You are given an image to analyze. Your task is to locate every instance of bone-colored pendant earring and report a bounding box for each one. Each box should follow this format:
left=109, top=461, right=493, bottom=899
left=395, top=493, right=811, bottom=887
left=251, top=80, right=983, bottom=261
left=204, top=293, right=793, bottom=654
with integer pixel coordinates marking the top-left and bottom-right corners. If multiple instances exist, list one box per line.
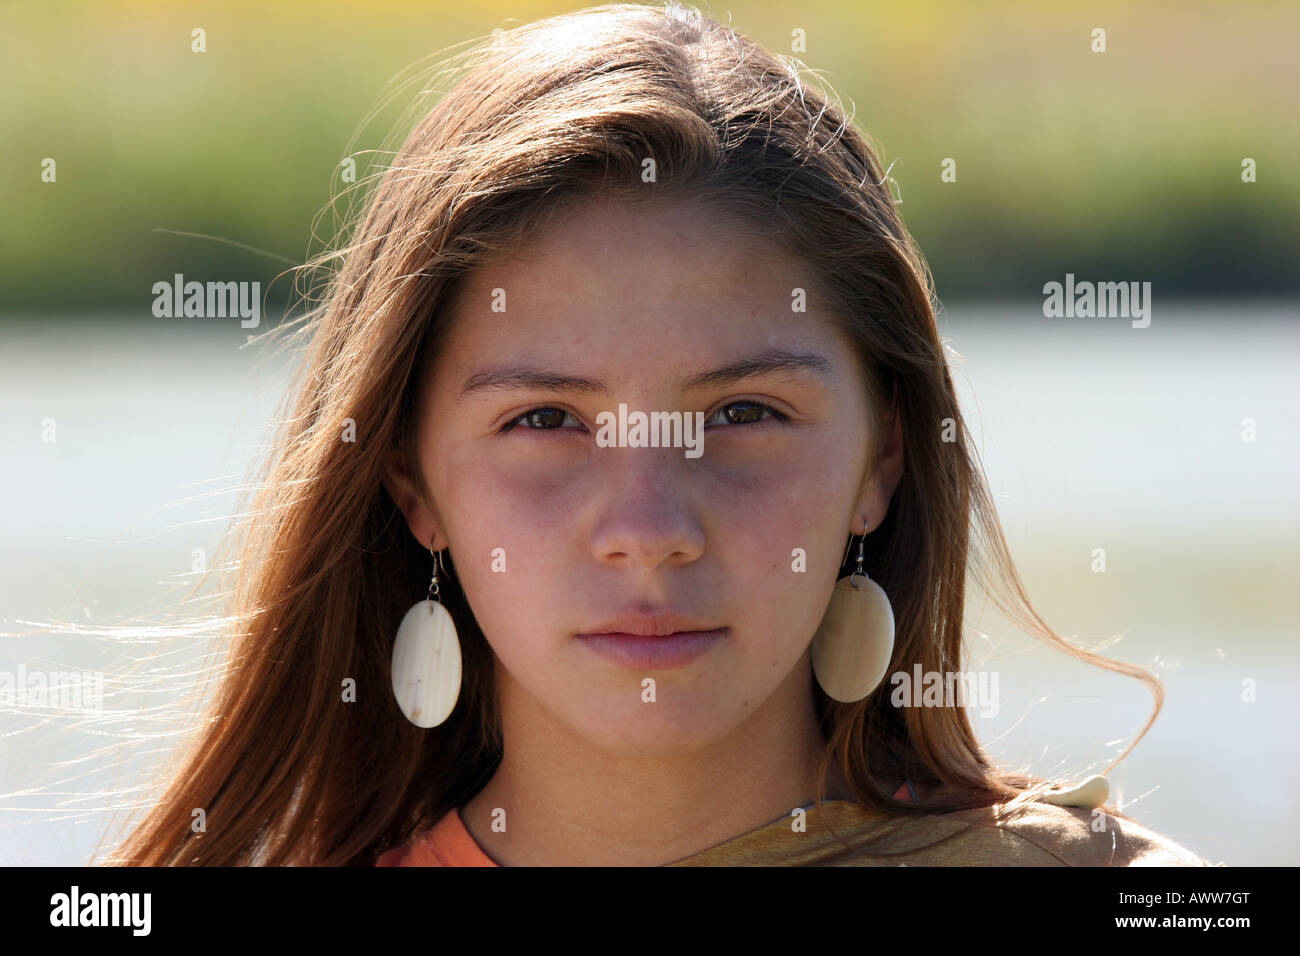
left=391, top=541, right=461, bottom=728
left=812, top=533, right=895, bottom=703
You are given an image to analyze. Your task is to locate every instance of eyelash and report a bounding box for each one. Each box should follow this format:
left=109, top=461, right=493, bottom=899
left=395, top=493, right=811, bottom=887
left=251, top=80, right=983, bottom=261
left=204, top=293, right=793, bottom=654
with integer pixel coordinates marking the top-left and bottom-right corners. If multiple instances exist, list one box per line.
left=499, top=401, right=790, bottom=434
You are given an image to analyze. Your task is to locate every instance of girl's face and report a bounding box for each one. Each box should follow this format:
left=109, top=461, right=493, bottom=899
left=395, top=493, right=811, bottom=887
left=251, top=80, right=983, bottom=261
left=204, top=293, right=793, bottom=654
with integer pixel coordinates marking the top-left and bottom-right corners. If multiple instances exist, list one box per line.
left=386, top=193, right=899, bottom=757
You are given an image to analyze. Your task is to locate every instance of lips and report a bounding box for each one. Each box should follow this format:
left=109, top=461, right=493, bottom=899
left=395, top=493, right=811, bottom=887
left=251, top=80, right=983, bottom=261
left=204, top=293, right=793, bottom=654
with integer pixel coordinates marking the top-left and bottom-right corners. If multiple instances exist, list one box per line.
left=575, top=629, right=728, bottom=670
left=577, top=609, right=722, bottom=638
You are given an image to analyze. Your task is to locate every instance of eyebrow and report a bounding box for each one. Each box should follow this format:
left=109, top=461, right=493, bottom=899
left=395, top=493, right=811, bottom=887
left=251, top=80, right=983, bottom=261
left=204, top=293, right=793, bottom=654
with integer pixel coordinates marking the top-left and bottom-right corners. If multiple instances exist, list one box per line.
left=458, top=347, right=834, bottom=398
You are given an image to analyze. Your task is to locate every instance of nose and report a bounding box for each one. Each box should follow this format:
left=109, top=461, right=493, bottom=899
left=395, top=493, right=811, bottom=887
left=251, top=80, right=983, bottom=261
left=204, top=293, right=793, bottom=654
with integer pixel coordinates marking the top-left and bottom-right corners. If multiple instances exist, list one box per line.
left=589, top=445, right=706, bottom=570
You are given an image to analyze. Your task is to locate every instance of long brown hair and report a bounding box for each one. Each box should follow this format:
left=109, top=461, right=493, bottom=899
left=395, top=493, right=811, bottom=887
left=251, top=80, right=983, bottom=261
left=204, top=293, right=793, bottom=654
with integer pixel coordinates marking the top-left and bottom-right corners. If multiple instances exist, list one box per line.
left=106, top=1, right=1163, bottom=865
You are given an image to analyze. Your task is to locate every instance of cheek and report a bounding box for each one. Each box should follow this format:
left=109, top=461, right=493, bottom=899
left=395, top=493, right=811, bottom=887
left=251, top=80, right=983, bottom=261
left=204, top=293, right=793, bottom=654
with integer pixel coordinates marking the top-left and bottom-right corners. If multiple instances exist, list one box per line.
left=431, top=454, right=579, bottom=647
left=696, top=441, right=855, bottom=652
left=431, top=428, right=583, bottom=552
left=704, top=430, right=852, bottom=553
left=461, top=455, right=588, bottom=551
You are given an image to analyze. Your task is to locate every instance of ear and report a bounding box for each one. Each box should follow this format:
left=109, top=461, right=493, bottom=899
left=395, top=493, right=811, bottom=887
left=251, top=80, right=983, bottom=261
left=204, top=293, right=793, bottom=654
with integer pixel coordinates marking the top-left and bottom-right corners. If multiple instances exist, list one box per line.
left=854, top=405, right=904, bottom=534
left=381, top=446, right=447, bottom=551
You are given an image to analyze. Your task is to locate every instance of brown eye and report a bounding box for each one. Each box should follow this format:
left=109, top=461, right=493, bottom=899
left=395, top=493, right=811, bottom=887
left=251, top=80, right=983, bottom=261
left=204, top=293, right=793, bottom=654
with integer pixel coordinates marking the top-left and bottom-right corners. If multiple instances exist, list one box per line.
left=501, top=407, right=581, bottom=433
left=707, top=401, right=788, bottom=428
left=524, top=408, right=565, bottom=428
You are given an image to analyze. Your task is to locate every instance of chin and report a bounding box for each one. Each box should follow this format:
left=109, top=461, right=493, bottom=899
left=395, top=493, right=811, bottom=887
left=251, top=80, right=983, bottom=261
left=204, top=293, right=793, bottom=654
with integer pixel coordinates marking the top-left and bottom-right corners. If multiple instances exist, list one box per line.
left=576, top=704, right=733, bottom=756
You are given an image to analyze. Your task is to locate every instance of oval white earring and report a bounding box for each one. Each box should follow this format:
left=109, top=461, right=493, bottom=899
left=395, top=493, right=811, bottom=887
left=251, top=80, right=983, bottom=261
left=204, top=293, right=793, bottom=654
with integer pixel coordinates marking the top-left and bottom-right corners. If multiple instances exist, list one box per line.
left=391, top=545, right=462, bottom=728
left=811, top=533, right=895, bottom=703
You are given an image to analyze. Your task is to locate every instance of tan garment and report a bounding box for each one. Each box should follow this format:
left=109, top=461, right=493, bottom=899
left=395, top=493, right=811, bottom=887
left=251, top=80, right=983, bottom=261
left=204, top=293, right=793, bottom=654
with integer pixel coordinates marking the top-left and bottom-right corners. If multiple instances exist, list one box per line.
left=666, top=799, right=1214, bottom=866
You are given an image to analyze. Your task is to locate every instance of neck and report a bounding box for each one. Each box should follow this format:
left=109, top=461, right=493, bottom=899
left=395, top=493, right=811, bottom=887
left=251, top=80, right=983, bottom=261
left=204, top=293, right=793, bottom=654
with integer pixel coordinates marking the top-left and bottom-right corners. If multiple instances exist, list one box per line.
left=461, top=653, right=852, bottom=866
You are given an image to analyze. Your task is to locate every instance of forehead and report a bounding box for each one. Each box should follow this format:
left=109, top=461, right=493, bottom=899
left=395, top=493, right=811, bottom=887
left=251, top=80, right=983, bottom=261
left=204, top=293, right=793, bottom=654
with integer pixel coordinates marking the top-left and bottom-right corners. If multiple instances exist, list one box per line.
left=438, top=194, right=827, bottom=350
left=481, top=196, right=769, bottom=285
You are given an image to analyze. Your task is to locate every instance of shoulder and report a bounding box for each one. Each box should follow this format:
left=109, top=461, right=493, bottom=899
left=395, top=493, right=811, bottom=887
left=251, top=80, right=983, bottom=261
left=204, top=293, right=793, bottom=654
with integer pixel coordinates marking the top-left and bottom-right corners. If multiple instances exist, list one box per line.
left=940, top=801, right=1213, bottom=867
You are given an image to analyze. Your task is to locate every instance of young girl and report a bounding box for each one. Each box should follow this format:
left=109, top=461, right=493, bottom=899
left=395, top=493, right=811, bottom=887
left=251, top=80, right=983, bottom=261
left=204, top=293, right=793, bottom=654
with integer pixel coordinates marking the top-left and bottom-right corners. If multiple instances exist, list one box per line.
left=109, top=2, right=1209, bottom=866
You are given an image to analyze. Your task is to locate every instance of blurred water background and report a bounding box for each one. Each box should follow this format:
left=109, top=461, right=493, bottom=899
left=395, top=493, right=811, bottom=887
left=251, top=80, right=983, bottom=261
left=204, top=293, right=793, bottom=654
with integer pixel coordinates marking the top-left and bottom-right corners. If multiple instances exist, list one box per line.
left=2, top=0, right=1297, bottom=865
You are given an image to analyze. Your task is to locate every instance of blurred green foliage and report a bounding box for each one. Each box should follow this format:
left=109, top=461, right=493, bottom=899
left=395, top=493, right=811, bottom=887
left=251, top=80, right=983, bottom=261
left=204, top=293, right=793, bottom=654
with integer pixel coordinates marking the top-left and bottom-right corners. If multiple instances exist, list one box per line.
left=3, top=0, right=1297, bottom=312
